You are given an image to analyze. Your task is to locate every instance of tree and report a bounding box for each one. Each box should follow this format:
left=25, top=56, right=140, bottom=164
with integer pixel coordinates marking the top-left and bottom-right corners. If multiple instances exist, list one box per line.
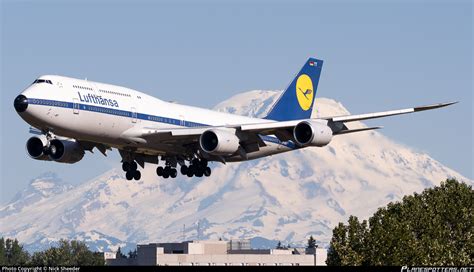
left=307, top=235, right=317, bottom=249
left=9, top=239, right=30, bottom=265
left=116, top=246, right=126, bottom=259
left=0, top=238, right=29, bottom=266
left=276, top=241, right=283, bottom=249
left=127, top=249, right=137, bottom=259
left=30, top=239, right=104, bottom=266
left=0, top=237, right=6, bottom=265
left=326, top=179, right=473, bottom=266
left=326, top=217, right=367, bottom=265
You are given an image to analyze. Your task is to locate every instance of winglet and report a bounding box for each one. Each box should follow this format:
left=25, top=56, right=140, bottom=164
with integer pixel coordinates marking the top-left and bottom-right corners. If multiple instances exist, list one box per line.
left=414, top=101, right=459, bottom=112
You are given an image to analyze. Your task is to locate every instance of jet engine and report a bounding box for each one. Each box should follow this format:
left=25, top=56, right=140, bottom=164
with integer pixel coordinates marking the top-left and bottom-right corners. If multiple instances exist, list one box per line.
left=293, top=120, right=333, bottom=147
left=199, top=129, right=240, bottom=155
left=48, top=139, right=85, bottom=164
left=26, top=135, right=51, bottom=161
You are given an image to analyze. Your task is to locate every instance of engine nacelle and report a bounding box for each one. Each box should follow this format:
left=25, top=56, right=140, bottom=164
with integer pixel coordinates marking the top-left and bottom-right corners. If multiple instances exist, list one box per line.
left=293, top=120, right=333, bottom=147
left=199, top=129, right=240, bottom=155
left=48, top=139, right=85, bottom=164
left=26, top=135, right=51, bottom=161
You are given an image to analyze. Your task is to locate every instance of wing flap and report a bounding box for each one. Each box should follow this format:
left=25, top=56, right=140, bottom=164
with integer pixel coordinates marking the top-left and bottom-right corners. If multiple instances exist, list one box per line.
left=334, top=126, right=383, bottom=135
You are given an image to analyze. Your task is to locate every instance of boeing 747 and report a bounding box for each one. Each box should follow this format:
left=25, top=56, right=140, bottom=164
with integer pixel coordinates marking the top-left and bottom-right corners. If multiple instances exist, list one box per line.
left=14, top=58, right=455, bottom=180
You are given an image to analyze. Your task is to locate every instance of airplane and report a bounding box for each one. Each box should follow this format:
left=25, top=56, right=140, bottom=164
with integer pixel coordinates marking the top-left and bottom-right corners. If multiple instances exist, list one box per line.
left=13, top=58, right=456, bottom=181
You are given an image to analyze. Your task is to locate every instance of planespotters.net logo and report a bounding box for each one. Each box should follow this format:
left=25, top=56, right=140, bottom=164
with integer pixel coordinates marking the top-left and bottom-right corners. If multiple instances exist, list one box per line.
left=401, top=267, right=474, bottom=272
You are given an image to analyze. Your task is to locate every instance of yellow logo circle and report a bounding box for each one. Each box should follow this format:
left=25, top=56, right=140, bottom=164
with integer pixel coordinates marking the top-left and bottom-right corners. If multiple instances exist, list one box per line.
left=295, top=74, right=314, bottom=111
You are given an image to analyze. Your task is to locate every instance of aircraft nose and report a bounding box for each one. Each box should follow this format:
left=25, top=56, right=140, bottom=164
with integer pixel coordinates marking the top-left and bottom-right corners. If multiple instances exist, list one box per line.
left=14, top=94, right=28, bottom=113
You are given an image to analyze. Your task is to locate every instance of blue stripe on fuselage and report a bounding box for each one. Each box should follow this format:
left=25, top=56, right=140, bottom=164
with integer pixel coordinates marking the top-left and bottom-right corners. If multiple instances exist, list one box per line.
left=27, top=98, right=297, bottom=149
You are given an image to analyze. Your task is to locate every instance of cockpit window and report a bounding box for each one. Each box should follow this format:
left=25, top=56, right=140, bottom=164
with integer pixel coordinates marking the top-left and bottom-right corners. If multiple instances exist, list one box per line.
left=32, top=79, right=53, bottom=85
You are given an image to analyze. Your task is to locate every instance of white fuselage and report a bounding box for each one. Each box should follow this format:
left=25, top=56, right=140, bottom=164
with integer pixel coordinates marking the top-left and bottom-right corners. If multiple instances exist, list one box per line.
left=18, top=75, right=296, bottom=162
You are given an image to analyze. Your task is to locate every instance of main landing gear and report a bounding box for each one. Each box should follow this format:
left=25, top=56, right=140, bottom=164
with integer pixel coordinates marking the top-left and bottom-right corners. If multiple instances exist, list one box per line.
left=156, top=165, right=178, bottom=179
left=156, top=158, right=211, bottom=179
left=122, top=161, right=141, bottom=181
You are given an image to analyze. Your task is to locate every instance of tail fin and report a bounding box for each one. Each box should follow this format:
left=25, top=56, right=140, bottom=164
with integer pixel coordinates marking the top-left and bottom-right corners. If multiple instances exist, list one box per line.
left=265, top=58, right=323, bottom=121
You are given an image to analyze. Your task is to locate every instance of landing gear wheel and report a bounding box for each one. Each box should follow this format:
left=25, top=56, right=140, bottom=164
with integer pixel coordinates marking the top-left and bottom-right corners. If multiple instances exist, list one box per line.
left=125, top=171, right=134, bottom=180
left=156, top=166, right=164, bottom=176
left=122, top=162, right=130, bottom=172
left=170, top=168, right=177, bottom=178
left=195, top=167, right=204, bottom=177
left=187, top=165, right=196, bottom=177
left=180, top=165, right=188, bottom=175
left=133, top=170, right=141, bottom=180
left=130, top=161, right=138, bottom=171
left=204, top=167, right=211, bottom=177
left=163, top=166, right=170, bottom=179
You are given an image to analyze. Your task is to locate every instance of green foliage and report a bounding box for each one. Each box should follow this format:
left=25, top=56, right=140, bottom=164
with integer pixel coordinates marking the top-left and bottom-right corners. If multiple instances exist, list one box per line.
left=116, top=246, right=126, bottom=259
left=326, top=178, right=473, bottom=266
left=276, top=241, right=283, bottom=249
left=1, top=238, right=104, bottom=266
left=0, top=238, right=30, bottom=265
left=127, top=249, right=137, bottom=259
left=0, top=237, right=5, bottom=265
left=30, top=239, right=104, bottom=266
left=326, top=217, right=367, bottom=265
left=307, top=235, right=317, bottom=249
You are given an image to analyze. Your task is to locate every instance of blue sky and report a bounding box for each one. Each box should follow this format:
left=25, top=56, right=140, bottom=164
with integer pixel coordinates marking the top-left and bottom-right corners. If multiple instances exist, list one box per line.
left=1, top=0, right=472, bottom=204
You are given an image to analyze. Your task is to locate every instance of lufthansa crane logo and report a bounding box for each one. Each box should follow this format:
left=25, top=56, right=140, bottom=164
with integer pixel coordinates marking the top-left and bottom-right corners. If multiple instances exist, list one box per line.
left=296, top=74, right=314, bottom=111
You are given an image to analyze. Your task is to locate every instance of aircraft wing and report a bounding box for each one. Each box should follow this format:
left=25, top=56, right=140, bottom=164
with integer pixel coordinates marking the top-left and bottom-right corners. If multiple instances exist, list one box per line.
left=321, top=101, right=457, bottom=123
left=127, top=101, right=456, bottom=154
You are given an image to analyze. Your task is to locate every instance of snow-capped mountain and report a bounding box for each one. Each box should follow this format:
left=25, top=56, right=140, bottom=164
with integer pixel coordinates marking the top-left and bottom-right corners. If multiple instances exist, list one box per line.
left=0, top=172, right=73, bottom=218
left=0, top=91, right=470, bottom=252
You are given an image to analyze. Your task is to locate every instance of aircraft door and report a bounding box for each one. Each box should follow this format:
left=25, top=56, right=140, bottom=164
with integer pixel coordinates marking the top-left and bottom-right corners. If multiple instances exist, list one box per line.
left=73, top=98, right=80, bottom=114
left=179, top=115, right=185, bottom=127
left=131, top=107, right=137, bottom=123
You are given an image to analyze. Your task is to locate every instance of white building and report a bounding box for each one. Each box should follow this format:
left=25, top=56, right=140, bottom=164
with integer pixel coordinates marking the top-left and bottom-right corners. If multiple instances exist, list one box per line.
left=106, top=240, right=327, bottom=266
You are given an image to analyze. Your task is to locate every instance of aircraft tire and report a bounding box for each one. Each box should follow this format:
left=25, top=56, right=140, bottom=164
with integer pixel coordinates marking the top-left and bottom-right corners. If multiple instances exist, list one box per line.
left=170, top=168, right=177, bottom=178
left=204, top=167, right=211, bottom=177
left=125, top=171, right=134, bottom=180
left=133, top=170, right=141, bottom=180
left=156, top=166, right=164, bottom=176
left=130, top=161, right=138, bottom=171
left=122, top=162, right=130, bottom=172
left=180, top=165, right=188, bottom=175
left=163, top=167, right=170, bottom=178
